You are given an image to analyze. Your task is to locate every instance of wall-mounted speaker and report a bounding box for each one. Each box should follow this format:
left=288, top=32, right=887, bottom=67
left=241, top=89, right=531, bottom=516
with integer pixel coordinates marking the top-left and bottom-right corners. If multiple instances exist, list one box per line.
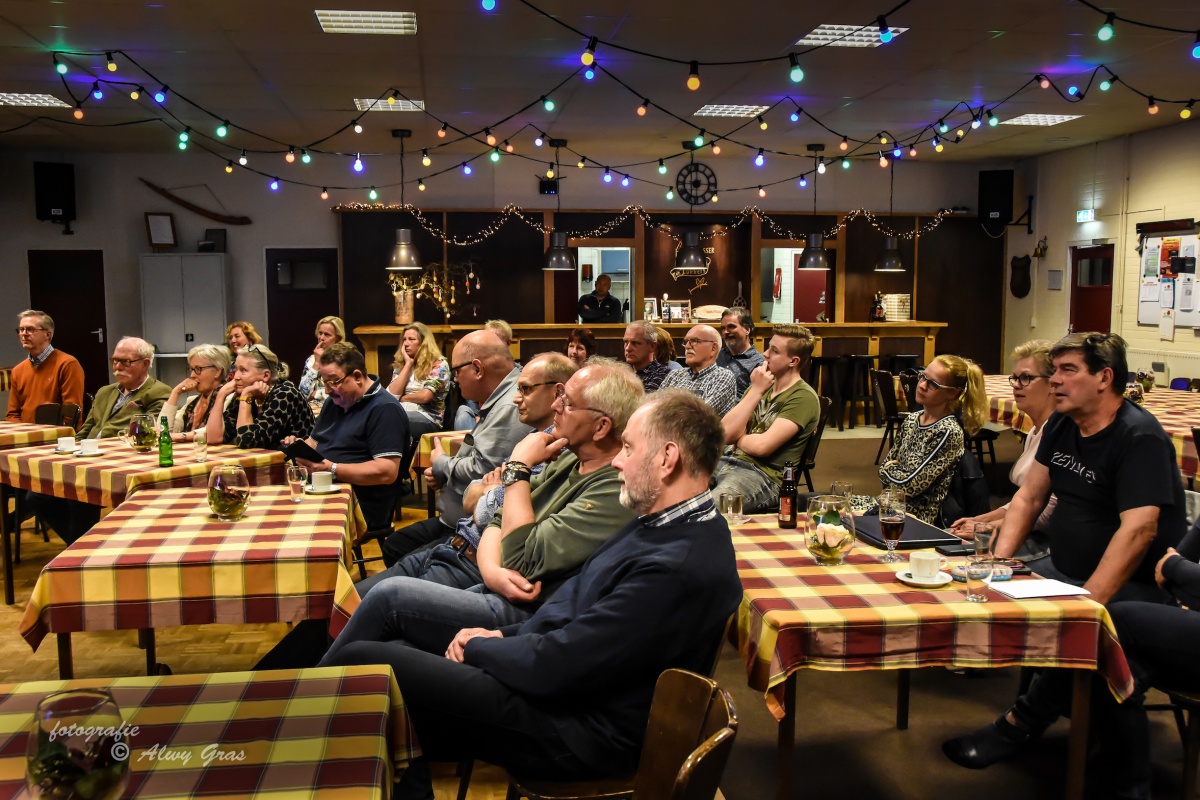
left=978, top=169, right=1013, bottom=234
left=33, top=162, right=76, bottom=223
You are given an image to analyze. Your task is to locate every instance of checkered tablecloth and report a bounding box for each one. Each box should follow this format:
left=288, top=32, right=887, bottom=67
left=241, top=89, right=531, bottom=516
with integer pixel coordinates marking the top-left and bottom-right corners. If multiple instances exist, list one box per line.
left=0, top=422, right=76, bottom=450
left=0, top=441, right=286, bottom=507
left=20, top=486, right=366, bottom=650
left=0, top=665, right=420, bottom=798
left=413, top=431, right=467, bottom=472
left=732, top=515, right=1133, bottom=719
left=985, top=375, right=1200, bottom=478
left=0, top=369, right=11, bottom=393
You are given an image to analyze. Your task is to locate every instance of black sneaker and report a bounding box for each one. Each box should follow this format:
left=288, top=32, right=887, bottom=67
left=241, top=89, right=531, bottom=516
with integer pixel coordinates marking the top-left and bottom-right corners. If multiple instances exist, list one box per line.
left=942, top=715, right=1040, bottom=769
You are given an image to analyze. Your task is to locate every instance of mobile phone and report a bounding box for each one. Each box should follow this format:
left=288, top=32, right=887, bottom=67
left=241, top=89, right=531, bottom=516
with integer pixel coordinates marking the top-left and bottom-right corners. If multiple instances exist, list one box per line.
left=936, top=543, right=974, bottom=556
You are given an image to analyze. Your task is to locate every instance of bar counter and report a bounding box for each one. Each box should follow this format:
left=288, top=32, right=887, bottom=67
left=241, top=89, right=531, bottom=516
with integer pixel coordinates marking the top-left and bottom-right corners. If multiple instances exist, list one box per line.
left=352, top=321, right=947, bottom=376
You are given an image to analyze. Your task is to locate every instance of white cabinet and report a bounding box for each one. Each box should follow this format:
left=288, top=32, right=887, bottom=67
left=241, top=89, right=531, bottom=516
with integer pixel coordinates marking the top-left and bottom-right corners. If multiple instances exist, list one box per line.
left=140, top=254, right=230, bottom=355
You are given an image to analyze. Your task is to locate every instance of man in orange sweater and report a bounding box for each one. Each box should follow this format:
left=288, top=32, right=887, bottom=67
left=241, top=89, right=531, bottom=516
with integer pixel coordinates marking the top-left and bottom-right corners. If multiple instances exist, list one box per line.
left=6, top=310, right=84, bottom=426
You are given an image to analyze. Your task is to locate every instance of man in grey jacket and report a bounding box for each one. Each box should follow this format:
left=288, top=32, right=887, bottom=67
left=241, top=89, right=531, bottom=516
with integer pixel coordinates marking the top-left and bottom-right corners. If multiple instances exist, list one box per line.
left=379, top=329, right=531, bottom=564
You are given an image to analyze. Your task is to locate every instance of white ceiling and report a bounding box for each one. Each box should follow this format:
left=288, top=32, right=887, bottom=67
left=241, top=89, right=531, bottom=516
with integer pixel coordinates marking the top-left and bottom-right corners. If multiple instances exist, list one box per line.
left=1, top=0, right=1196, bottom=183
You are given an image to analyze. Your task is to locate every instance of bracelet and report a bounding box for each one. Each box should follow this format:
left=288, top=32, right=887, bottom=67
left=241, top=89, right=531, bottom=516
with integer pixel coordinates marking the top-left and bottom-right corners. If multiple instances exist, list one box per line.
left=506, top=460, right=531, bottom=473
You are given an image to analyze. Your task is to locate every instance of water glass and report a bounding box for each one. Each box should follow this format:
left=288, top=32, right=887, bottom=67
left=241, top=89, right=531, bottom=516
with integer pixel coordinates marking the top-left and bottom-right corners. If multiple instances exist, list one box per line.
left=718, top=492, right=744, bottom=523
left=964, top=555, right=993, bottom=602
left=973, top=523, right=994, bottom=556
left=287, top=464, right=308, bottom=503
left=830, top=481, right=852, bottom=498
left=192, top=428, right=207, bottom=463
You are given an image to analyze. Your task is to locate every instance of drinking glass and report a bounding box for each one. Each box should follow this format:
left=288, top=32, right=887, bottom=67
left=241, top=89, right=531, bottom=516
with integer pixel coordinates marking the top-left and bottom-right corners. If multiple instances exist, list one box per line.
left=877, top=489, right=906, bottom=563
left=830, top=481, right=852, bottom=498
left=208, top=465, right=250, bottom=522
left=287, top=464, right=308, bottom=503
left=718, top=493, right=744, bottom=523
left=964, top=555, right=993, bottom=602
left=806, top=494, right=856, bottom=565
left=972, top=523, right=994, bottom=556
left=118, top=414, right=156, bottom=452
left=192, top=427, right=207, bottom=463
left=26, top=689, right=130, bottom=800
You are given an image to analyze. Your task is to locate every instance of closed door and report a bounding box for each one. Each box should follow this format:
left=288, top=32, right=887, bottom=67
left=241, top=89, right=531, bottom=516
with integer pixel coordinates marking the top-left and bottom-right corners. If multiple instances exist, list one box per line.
left=1070, top=244, right=1114, bottom=335
left=266, top=248, right=340, bottom=377
left=27, top=249, right=110, bottom=396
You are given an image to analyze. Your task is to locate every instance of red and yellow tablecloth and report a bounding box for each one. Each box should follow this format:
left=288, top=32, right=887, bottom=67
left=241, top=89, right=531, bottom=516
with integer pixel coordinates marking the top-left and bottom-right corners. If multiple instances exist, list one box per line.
left=0, top=421, right=76, bottom=450
left=985, top=374, right=1200, bottom=478
left=0, top=665, right=419, bottom=798
left=20, top=486, right=365, bottom=651
left=412, top=431, right=468, bottom=472
left=0, top=441, right=286, bottom=507
left=732, top=515, right=1133, bottom=719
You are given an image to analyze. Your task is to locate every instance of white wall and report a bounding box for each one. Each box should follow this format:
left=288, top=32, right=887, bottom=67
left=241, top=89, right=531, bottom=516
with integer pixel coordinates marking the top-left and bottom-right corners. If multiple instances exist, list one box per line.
left=1002, top=120, right=1200, bottom=373
left=0, top=146, right=989, bottom=368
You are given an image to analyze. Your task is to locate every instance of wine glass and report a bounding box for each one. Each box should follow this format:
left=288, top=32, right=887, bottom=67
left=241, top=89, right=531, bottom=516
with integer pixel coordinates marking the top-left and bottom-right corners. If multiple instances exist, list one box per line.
left=119, top=414, right=157, bottom=452
left=26, top=689, right=130, bottom=800
left=877, top=489, right=906, bottom=563
left=208, top=465, right=250, bottom=522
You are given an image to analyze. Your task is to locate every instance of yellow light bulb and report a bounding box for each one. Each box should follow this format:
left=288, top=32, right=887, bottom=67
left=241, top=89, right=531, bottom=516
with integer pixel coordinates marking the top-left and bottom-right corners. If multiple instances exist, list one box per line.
left=687, top=75, right=700, bottom=90
left=581, top=51, right=594, bottom=66
left=711, top=144, right=721, bottom=155
left=130, top=89, right=139, bottom=100
left=387, top=95, right=395, bottom=105
left=935, top=143, right=944, bottom=152
left=225, top=163, right=233, bottom=173
left=637, top=105, right=646, bottom=116
left=710, top=194, right=718, bottom=203
left=880, top=135, right=888, bottom=144
left=1182, top=106, right=1193, bottom=120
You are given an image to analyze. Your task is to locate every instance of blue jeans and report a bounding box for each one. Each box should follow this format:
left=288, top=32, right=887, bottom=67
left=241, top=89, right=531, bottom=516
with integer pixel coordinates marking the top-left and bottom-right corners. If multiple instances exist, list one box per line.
left=711, top=456, right=778, bottom=513
left=358, top=539, right=482, bottom=597
left=320, top=576, right=535, bottom=665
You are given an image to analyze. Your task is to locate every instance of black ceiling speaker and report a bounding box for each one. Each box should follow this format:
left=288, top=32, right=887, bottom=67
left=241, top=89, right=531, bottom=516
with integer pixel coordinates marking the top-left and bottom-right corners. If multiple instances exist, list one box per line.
left=539, top=178, right=559, bottom=195
left=34, top=162, right=76, bottom=233
left=978, top=169, right=1013, bottom=235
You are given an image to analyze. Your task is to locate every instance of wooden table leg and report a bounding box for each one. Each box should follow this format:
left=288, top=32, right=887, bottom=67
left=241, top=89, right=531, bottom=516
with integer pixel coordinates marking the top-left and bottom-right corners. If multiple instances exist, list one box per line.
left=896, top=669, right=911, bottom=730
left=56, top=633, right=73, bottom=679
left=776, top=672, right=796, bottom=800
left=139, top=628, right=157, bottom=675
left=1065, top=669, right=1093, bottom=800
left=1, top=484, right=12, bottom=606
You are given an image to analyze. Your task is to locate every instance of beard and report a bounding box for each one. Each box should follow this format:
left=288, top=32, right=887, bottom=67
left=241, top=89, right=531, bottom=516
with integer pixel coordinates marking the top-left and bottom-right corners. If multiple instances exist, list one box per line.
left=619, top=458, right=660, bottom=515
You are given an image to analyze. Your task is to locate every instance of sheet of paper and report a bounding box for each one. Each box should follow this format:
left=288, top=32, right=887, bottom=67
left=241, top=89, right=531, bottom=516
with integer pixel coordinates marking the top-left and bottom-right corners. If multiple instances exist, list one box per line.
left=1180, top=274, right=1195, bottom=312
left=1161, top=308, right=1176, bottom=341
left=1141, top=278, right=1160, bottom=302
left=1144, top=245, right=1161, bottom=278
left=993, top=579, right=1091, bottom=599
left=1160, top=278, right=1175, bottom=309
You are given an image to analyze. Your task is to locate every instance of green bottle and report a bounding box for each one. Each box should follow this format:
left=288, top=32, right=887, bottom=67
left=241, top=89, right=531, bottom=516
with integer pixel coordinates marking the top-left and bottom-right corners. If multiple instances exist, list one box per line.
left=158, top=415, right=173, bottom=466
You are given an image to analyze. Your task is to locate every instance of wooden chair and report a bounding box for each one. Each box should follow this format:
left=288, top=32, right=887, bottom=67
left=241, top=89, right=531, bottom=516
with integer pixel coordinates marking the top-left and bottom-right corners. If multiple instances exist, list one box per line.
left=871, top=369, right=904, bottom=465
left=964, top=427, right=999, bottom=466
left=505, top=669, right=737, bottom=800
left=898, top=370, right=921, bottom=412
left=799, top=396, right=834, bottom=492
left=350, top=477, right=407, bottom=580
left=32, top=403, right=62, bottom=426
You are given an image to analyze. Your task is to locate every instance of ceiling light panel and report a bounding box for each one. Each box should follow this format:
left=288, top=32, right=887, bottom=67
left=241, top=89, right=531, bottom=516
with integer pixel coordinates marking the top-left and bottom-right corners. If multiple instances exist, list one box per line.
left=795, top=24, right=908, bottom=48
left=694, top=104, right=770, bottom=118
left=1000, top=114, right=1083, bottom=126
left=316, top=10, right=417, bottom=34
left=0, top=92, right=70, bottom=107
left=354, top=98, right=426, bottom=111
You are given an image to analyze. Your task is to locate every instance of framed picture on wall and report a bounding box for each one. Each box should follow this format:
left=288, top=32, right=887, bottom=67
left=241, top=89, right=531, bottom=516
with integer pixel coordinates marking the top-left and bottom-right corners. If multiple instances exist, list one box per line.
left=144, top=212, right=176, bottom=249
left=643, top=297, right=659, bottom=321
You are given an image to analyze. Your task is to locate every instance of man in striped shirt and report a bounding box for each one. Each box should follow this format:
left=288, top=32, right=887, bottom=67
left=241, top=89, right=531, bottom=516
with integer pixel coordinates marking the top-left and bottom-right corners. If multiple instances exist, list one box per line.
left=659, top=324, right=737, bottom=415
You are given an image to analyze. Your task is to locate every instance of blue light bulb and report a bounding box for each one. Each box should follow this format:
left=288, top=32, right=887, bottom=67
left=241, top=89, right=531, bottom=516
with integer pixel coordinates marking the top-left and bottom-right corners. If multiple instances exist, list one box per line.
left=92, top=86, right=103, bottom=101
left=841, top=159, right=851, bottom=169
left=55, top=61, right=67, bottom=75
left=583, top=66, right=595, bottom=80
left=353, top=156, right=363, bottom=172
left=603, top=169, right=612, bottom=183
left=543, top=96, right=555, bottom=112
left=798, top=177, right=807, bottom=188
left=481, top=0, right=496, bottom=9
left=1068, top=85, right=1079, bottom=96
left=621, top=175, right=630, bottom=187
left=1193, top=35, right=1200, bottom=59
left=269, top=179, right=279, bottom=191
left=790, top=111, right=800, bottom=123
left=892, top=147, right=902, bottom=158
left=463, top=163, right=472, bottom=175
left=154, top=89, right=166, bottom=104
left=754, top=149, right=765, bottom=167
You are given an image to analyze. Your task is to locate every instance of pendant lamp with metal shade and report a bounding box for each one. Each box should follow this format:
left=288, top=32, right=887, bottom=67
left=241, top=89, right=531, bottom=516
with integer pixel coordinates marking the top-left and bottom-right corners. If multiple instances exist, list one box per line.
left=875, top=160, right=906, bottom=272
left=797, top=145, right=831, bottom=271
left=675, top=231, right=707, bottom=270
left=544, top=231, right=576, bottom=271
left=387, top=228, right=422, bottom=271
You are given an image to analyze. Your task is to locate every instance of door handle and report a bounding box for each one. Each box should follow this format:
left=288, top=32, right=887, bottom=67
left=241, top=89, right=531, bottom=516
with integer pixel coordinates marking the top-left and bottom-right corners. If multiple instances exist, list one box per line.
left=90, top=328, right=105, bottom=343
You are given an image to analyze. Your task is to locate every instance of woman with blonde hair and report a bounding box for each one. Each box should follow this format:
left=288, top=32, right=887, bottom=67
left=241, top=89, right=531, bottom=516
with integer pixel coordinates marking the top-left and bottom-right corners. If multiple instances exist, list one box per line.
left=297, top=316, right=346, bottom=410
left=855, top=353, right=988, bottom=523
left=654, top=326, right=682, bottom=371
left=387, top=321, right=450, bottom=437
left=225, top=321, right=263, bottom=355
left=161, top=344, right=232, bottom=442
left=208, top=343, right=313, bottom=449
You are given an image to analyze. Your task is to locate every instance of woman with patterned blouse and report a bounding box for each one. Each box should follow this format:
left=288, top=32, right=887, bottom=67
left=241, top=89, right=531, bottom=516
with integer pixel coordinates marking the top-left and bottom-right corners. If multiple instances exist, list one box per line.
left=296, top=316, right=345, bottom=412
left=854, top=354, right=988, bottom=523
left=387, top=321, right=450, bottom=438
left=161, top=343, right=232, bottom=442
left=206, top=343, right=314, bottom=449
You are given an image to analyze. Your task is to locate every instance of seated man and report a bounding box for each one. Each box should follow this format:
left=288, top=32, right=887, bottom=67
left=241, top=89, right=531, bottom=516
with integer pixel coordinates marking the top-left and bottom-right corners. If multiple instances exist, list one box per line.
left=319, top=389, right=743, bottom=797
left=942, top=332, right=1186, bottom=800
left=284, top=342, right=407, bottom=531
left=453, top=319, right=516, bottom=430
left=659, top=324, right=737, bottom=415
left=29, top=337, right=171, bottom=544
left=715, top=306, right=765, bottom=398
left=7, top=309, right=84, bottom=424
left=380, top=329, right=530, bottom=564
left=712, top=324, right=820, bottom=513
left=622, top=320, right=668, bottom=393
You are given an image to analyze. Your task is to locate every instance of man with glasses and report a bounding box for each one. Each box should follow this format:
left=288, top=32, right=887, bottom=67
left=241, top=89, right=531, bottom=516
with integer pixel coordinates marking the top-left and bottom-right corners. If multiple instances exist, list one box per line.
left=658, top=324, right=737, bottom=415
left=943, top=332, right=1186, bottom=798
left=622, top=320, right=668, bottom=393
left=716, top=306, right=765, bottom=398
left=6, top=310, right=84, bottom=425
left=29, top=337, right=170, bottom=544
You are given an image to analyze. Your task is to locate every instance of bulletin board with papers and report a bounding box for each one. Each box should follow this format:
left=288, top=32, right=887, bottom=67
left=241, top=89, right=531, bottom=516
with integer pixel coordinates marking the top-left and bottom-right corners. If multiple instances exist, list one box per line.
left=1138, top=233, right=1200, bottom=330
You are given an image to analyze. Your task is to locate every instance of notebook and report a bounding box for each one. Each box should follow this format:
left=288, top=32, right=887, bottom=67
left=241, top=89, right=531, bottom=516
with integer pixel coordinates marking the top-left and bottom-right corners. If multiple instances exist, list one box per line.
left=853, top=513, right=961, bottom=551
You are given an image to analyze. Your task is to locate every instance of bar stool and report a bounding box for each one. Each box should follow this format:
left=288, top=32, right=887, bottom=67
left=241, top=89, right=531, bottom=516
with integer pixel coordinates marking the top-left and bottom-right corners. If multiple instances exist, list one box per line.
left=888, top=354, right=922, bottom=374
left=842, top=354, right=878, bottom=429
left=807, top=355, right=846, bottom=431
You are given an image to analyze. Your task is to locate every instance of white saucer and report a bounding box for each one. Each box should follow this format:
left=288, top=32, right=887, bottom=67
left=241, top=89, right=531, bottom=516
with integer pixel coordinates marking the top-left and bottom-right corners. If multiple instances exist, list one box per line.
left=305, top=485, right=339, bottom=495
left=74, top=450, right=103, bottom=458
left=896, top=569, right=953, bottom=588
left=53, top=448, right=79, bottom=455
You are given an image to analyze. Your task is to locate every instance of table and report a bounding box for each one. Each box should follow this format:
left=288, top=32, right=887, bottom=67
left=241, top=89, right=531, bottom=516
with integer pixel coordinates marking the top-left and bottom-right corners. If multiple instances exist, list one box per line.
left=0, top=368, right=11, bottom=393
left=984, top=375, right=1200, bottom=478
left=20, top=486, right=367, bottom=679
left=0, top=421, right=76, bottom=450
left=413, top=431, right=468, bottom=516
left=732, top=515, right=1132, bottom=800
left=0, top=440, right=286, bottom=605
left=0, top=665, right=420, bottom=798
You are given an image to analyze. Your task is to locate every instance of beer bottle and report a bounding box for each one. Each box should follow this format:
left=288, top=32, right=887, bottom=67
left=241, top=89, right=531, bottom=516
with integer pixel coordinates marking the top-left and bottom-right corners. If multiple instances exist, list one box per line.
left=779, top=460, right=797, bottom=528
left=158, top=415, right=173, bottom=467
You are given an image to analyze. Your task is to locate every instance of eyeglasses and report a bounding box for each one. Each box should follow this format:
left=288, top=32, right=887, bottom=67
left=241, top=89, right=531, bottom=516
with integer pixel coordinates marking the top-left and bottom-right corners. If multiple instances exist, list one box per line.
left=15, top=327, right=45, bottom=335
left=1008, top=373, right=1047, bottom=388
left=111, top=357, right=149, bottom=368
left=682, top=338, right=718, bottom=348
left=189, top=365, right=218, bottom=375
left=450, top=360, right=476, bottom=375
left=321, top=373, right=353, bottom=390
left=916, top=371, right=959, bottom=392
left=554, top=385, right=606, bottom=415
left=516, top=381, right=556, bottom=397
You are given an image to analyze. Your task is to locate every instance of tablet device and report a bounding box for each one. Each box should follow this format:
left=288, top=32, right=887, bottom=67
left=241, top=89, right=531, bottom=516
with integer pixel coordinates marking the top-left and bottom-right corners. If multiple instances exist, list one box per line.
left=283, top=439, right=325, bottom=463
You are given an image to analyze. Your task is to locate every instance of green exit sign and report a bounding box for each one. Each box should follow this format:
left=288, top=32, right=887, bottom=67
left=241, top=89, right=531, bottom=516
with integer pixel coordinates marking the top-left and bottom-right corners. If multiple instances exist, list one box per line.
left=1076, top=209, right=1095, bottom=223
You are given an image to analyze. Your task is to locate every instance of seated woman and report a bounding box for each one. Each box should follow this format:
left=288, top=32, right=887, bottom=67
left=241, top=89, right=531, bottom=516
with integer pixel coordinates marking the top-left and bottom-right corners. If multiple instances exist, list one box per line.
left=387, top=322, right=450, bottom=438
left=161, top=344, right=232, bottom=443
left=853, top=354, right=987, bottom=524
left=654, top=325, right=682, bottom=370
left=225, top=320, right=262, bottom=356
left=565, top=327, right=596, bottom=368
left=206, top=343, right=314, bottom=449
left=297, top=316, right=345, bottom=412
left=950, top=340, right=1056, bottom=561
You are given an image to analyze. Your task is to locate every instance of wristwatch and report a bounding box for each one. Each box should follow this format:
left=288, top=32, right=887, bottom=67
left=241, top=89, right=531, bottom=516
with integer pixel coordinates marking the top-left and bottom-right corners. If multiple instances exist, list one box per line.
left=501, top=461, right=532, bottom=487
left=330, top=463, right=338, bottom=481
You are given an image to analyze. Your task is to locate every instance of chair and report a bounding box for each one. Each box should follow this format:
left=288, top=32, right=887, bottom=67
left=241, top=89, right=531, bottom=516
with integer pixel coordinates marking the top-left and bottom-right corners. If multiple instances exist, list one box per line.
left=799, top=396, right=833, bottom=493
left=807, top=355, right=845, bottom=431
left=871, top=369, right=903, bottom=465
left=349, top=477, right=407, bottom=580
left=898, top=369, right=921, bottom=413
left=505, top=669, right=738, bottom=800
left=938, top=448, right=990, bottom=528
left=965, top=427, right=1000, bottom=466
left=1189, top=378, right=1200, bottom=393
left=887, top=354, right=922, bottom=374
left=33, top=403, right=62, bottom=426
left=841, top=354, right=877, bottom=429
left=1170, top=377, right=1191, bottom=391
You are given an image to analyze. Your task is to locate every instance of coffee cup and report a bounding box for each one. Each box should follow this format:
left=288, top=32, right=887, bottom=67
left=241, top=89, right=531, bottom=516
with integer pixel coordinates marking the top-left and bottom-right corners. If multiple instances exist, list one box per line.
left=311, top=471, right=333, bottom=491
left=909, top=550, right=948, bottom=579
left=78, top=439, right=100, bottom=456
left=57, top=437, right=76, bottom=452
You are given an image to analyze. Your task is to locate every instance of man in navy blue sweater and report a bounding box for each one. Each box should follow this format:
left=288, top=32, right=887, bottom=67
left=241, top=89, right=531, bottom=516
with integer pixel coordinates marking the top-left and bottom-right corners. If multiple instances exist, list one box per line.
left=321, top=389, right=743, bottom=797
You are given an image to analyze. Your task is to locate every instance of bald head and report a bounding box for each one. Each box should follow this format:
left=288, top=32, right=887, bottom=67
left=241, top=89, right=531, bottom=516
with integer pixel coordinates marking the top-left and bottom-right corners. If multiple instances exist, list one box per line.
left=452, top=330, right=515, bottom=403
left=683, top=325, right=721, bottom=372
